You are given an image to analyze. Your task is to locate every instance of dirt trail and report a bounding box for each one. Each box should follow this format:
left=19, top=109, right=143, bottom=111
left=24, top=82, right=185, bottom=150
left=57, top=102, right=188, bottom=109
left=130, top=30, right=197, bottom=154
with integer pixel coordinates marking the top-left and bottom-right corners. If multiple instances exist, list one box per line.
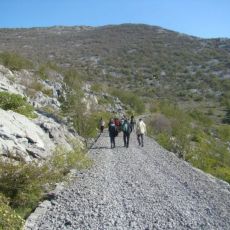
left=25, top=130, right=230, bottom=230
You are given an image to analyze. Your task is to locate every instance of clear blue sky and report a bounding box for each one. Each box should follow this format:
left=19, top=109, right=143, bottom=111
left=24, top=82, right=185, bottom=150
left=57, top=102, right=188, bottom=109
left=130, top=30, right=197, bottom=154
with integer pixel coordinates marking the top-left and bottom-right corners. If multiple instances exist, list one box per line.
left=1, top=0, right=230, bottom=38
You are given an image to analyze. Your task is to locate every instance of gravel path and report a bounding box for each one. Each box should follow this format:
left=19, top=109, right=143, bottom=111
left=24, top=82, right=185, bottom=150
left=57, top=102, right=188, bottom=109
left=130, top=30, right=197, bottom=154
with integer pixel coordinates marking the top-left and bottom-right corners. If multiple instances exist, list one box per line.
left=25, top=130, right=230, bottom=230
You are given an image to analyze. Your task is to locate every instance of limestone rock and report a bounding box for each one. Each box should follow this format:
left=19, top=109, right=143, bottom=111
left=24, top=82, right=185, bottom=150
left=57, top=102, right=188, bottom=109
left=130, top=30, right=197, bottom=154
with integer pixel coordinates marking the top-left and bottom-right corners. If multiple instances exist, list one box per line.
left=0, top=65, right=25, bottom=96
left=0, top=108, right=54, bottom=161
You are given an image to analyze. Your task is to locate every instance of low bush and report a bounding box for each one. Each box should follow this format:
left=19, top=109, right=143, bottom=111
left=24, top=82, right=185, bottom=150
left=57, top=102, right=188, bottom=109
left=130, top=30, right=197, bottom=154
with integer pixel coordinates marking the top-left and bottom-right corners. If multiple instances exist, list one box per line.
left=216, top=125, right=230, bottom=141
left=72, top=111, right=111, bottom=139
left=147, top=101, right=230, bottom=183
left=0, top=52, right=33, bottom=71
left=91, top=83, right=106, bottom=93
left=0, top=145, right=91, bottom=219
left=0, top=91, right=36, bottom=118
left=111, top=88, right=145, bottom=114
left=0, top=193, right=24, bottom=230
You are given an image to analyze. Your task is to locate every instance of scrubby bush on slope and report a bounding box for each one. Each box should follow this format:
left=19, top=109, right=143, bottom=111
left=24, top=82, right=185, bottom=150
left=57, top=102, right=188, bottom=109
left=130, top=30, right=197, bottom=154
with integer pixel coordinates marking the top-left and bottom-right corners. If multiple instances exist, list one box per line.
left=0, top=52, right=33, bottom=71
left=147, top=100, right=230, bottom=183
left=0, top=146, right=91, bottom=219
left=0, top=91, right=36, bottom=118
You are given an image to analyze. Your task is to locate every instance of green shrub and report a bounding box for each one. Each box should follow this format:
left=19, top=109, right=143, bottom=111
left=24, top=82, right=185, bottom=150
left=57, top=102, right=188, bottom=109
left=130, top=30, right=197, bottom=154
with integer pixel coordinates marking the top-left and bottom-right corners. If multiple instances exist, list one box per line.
left=155, top=133, right=172, bottom=151
left=36, top=62, right=62, bottom=80
left=42, top=88, right=53, bottom=97
left=0, top=193, right=24, bottom=230
left=216, top=125, right=230, bottom=141
left=29, top=81, right=43, bottom=92
left=98, top=96, right=114, bottom=106
left=0, top=91, right=36, bottom=118
left=111, top=89, right=145, bottom=114
left=72, top=111, right=111, bottom=139
left=214, top=167, right=230, bottom=184
left=0, top=52, right=33, bottom=71
left=148, top=100, right=230, bottom=183
left=0, top=145, right=91, bottom=218
left=189, top=109, right=213, bottom=126
left=63, top=68, right=83, bottom=90
left=37, top=65, right=48, bottom=80
left=91, top=83, right=105, bottom=93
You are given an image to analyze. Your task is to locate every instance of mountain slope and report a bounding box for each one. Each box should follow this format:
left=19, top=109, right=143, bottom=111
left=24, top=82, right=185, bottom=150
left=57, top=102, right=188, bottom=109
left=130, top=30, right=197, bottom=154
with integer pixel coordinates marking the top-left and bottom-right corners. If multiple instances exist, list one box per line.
left=0, top=24, right=230, bottom=109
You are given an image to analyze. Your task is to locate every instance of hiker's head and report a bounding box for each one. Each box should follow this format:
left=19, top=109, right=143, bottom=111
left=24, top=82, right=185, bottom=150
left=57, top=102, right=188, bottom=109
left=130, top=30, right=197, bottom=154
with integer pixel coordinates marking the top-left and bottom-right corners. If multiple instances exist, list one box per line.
left=139, top=118, right=142, bottom=121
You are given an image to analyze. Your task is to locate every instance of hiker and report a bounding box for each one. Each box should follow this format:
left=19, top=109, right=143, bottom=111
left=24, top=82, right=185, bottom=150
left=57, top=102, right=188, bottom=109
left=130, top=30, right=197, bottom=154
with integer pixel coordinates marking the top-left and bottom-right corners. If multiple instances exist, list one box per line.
left=136, top=118, right=146, bottom=147
left=99, top=118, right=105, bottom=133
left=122, top=119, right=132, bottom=148
left=120, top=116, right=125, bottom=126
left=114, top=117, right=121, bottom=132
left=108, top=119, right=117, bottom=148
left=130, top=115, right=135, bottom=131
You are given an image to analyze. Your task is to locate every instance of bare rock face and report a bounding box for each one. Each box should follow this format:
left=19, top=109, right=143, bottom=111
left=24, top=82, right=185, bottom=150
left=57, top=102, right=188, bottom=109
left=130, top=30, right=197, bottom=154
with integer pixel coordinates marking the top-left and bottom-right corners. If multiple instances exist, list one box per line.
left=34, top=112, right=83, bottom=152
left=0, top=108, right=83, bottom=162
left=0, top=108, right=54, bottom=161
left=0, top=65, right=25, bottom=96
left=30, top=91, right=61, bottom=110
left=0, top=65, right=83, bottom=162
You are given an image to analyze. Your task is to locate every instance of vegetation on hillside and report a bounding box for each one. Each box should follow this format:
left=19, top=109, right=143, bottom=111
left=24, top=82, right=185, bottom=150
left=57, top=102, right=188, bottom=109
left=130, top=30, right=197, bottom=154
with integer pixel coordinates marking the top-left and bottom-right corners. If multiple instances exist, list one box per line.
left=0, top=145, right=91, bottom=226
left=146, top=100, right=230, bottom=183
left=61, top=69, right=112, bottom=139
left=111, top=88, right=145, bottom=114
left=0, top=91, right=37, bottom=118
left=0, top=52, right=33, bottom=71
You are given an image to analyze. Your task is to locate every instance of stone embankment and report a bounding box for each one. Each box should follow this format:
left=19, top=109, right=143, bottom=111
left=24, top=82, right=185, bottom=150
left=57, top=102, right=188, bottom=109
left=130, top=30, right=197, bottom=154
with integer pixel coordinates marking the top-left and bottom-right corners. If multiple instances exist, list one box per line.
left=25, top=130, right=230, bottom=230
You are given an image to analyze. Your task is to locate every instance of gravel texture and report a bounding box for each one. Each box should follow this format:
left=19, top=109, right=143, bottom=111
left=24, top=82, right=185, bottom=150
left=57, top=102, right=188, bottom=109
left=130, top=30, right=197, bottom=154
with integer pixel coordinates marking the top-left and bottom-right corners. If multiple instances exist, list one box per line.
left=25, top=130, right=230, bottom=230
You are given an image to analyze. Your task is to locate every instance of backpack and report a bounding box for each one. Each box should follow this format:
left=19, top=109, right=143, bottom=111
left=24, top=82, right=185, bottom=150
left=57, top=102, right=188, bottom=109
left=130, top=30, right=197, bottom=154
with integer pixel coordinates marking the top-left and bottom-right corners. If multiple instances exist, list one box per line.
left=123, top=122, right=131, bottom=133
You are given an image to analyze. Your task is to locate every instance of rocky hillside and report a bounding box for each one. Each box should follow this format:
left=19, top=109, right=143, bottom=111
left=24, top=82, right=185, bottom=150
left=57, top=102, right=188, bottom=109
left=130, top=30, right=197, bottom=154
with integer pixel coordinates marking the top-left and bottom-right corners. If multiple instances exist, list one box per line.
left=0, top=24, right=230, bottom=109
left=0, top=63, right=128, bottom=162
left=0, top=65, right=79, bottom=161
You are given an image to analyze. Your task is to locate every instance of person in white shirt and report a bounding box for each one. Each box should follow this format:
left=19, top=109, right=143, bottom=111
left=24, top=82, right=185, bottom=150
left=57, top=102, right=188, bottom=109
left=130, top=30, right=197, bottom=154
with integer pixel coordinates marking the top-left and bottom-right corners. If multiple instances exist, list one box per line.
left=136, top=118, right=146, bottom=147
left=99, top=118, right=105, bottom=133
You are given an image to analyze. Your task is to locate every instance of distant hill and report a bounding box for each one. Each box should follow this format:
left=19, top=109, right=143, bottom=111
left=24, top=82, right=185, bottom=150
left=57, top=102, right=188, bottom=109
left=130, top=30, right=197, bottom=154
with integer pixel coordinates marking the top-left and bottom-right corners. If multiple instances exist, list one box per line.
left=0, top=24, right=230, bottom=116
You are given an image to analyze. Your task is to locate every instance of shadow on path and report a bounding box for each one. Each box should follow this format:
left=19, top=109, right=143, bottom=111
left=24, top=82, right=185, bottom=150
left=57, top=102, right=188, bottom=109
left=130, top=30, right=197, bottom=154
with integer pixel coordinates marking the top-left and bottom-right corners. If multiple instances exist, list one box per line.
left=91, top=146, right=125, bottom=150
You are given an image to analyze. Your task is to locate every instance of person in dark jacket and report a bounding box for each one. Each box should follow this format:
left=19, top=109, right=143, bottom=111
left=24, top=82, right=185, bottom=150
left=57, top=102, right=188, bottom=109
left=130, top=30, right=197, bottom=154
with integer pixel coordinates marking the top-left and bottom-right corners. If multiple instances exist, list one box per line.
left=122, top=119, right=132, bottom=148
left=130, top=115, right=135, bottom=131
left=108, top=119, right=117, bottom=148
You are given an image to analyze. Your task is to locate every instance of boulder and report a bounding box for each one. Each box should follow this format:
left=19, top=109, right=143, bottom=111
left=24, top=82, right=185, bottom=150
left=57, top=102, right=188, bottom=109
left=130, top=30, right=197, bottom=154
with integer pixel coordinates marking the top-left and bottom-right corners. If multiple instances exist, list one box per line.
left=0, top=66, right=25, bottom=96
left=0, top=108, right=83, bottom=162
left=0, top=108, right=55, bottom=161
left=34, top=113, right=82, bottom=152
left=30, top=91, right=61, bottom=109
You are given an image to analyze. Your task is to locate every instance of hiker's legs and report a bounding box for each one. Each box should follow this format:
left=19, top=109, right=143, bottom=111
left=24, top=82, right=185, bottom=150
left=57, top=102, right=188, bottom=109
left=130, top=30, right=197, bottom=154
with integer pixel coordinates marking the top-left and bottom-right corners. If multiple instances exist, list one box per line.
left=126, top=133, right=130, bottom=147
left=131, top=123, right=134, bottom=131
left=137, top=134, right=141, bottom=145
left=113, top=136, right=115, bottom=148
left=140, top=134, right=144, bottom=147
left=110, top=136, right=115, bottom=148
left=123, top=132, right=127, bottom=147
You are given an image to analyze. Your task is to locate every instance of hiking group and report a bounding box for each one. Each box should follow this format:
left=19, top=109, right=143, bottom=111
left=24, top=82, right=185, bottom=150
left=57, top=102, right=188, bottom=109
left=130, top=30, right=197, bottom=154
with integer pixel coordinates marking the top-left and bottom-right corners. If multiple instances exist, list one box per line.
left=105, top=116, right=146, bottom=149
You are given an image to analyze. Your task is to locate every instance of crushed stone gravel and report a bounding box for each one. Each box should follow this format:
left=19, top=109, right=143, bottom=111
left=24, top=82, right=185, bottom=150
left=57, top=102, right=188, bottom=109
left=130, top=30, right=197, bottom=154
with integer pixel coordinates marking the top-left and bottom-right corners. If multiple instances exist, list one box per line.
left=25, top=130, right=230, bottom=230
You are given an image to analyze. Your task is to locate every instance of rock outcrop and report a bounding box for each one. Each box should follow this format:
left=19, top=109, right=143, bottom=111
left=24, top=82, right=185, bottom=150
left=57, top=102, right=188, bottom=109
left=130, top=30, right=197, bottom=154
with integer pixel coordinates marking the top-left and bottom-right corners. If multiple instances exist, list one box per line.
left=0, top=108, right=54, bottom=161
left=0, top=65, right=82, bottom=162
